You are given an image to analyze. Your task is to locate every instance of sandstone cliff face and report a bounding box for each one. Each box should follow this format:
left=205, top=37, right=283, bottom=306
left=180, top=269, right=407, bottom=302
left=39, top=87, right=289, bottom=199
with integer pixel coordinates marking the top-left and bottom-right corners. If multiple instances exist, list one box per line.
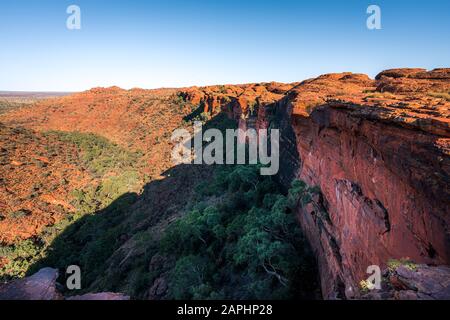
left=181, top=68, right=450, bottom=299
left=289, top=73, right=449, bottom=299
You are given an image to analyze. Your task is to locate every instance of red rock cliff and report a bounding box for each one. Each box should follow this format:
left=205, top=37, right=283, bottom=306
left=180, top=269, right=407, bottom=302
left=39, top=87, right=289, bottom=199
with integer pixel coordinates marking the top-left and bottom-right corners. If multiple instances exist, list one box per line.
left=181, top=68, right=450, bottom=299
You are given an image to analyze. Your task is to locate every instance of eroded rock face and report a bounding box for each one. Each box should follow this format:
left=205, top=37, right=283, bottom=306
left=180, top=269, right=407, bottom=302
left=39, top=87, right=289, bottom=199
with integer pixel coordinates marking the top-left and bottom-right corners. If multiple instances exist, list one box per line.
left=293, top=107, right=449, bottom=297
left=181, top=68, right=450, bottom=299
left=288, top=70, right=449, bottom=298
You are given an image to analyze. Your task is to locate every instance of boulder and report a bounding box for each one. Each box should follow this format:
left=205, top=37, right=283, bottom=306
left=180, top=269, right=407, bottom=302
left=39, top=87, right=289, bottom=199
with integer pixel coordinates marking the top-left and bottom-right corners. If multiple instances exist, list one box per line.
left=0, top=268, right=129, bottom=300
left=0, top=268, right=62, bottom=300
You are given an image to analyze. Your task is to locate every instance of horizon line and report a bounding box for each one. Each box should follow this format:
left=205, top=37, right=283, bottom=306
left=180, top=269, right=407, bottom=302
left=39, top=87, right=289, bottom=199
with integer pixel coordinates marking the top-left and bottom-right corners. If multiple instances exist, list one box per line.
left=1, top=67, right=445, bottom=94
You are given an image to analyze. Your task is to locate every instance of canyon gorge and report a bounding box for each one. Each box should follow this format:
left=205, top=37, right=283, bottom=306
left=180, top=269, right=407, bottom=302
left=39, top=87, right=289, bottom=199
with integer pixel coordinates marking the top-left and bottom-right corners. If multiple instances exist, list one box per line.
left=180, top=68, right=450, bottom=299
left=0, top=68, right=449, bottom=299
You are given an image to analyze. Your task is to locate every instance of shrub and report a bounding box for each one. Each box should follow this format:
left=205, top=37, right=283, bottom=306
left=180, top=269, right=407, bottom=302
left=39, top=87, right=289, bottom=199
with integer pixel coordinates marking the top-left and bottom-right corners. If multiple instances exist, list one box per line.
left=8, top=210, right=31, bottom=219
left=44, top=131, right=143, bottom=176
left=387, top=258, right=417, bottom=272
left=0, top=239, right=44, bottom=281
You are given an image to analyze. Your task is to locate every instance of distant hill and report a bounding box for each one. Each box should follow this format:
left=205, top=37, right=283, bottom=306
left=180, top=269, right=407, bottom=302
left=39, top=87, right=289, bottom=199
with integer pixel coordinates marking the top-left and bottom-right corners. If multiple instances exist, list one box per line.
left=0, top=91, right=73, bottom=104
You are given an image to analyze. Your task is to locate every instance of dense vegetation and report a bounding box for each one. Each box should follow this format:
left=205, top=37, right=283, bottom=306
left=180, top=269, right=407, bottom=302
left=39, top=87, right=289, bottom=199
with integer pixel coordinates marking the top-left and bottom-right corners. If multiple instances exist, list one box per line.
left=44, top=131, right=143, bottom=176
left=161, top=165, right=320, bottom=299
left=44, top=131, right=143, bottom=215
left=23, top=164, right=320, bottom=299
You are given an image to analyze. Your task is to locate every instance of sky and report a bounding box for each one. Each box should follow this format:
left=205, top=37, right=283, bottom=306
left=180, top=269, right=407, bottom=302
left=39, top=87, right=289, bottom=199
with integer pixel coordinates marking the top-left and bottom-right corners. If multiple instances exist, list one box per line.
left=0, top=0, right=449, bottom=92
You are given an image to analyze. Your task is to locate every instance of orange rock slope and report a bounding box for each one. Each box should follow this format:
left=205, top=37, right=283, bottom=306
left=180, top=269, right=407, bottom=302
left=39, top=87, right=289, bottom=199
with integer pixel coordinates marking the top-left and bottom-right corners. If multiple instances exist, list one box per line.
left=0, top=87, right=180, bottom=150
left=180, top=68, right=450, bottom=298
left=0, top=88, right=194, bottom=247
left=0, top=125, right=93, bottom=244
left=0, top=87, right=198, bottom=178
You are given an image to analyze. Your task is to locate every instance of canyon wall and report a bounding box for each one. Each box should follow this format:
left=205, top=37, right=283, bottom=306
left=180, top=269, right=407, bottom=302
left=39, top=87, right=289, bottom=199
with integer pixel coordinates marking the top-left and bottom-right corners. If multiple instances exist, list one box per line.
left=182, top=68, right=450, bottom=299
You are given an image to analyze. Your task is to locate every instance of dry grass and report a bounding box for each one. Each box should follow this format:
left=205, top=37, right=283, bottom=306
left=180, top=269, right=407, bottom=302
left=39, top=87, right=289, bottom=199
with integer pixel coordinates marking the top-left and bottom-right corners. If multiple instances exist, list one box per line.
left=365, top=91, right=398, bottom=100
left=428, top=92, right=450, bottom=101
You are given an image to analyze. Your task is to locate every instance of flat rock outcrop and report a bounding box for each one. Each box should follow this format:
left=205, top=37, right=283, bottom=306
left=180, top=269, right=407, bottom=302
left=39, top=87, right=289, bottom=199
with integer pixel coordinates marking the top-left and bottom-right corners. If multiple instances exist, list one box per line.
left=362, top=264, right=450, bottom=300
left=0, top=268, right=129, bottom=300
left=0, top=268, right=62, bottom=300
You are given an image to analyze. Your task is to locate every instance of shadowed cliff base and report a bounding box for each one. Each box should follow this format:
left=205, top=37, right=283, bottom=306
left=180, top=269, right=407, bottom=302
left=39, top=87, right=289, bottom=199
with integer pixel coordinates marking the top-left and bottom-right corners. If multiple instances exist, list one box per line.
left=25, top=162, right=321, bottom=300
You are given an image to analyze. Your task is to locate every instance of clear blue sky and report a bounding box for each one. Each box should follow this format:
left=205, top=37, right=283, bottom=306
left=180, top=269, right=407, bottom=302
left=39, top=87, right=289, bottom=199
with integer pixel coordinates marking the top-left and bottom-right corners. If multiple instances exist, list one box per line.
left=0, top=0, right=449, bottom=91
